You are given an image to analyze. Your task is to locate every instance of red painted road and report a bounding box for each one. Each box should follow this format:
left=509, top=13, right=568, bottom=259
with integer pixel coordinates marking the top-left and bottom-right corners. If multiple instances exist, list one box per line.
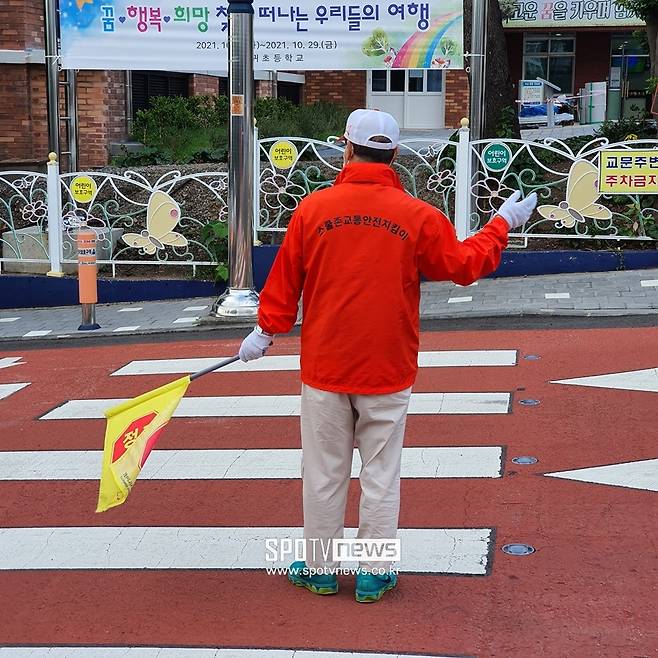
left=1, top=327, right=657, bottom=657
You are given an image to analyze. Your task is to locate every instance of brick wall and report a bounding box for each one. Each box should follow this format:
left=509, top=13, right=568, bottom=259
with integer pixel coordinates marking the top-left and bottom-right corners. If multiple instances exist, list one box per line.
left=303, top=71, right=366, bottom=108
left=106, top=71, right=128, bottom=147
left=190, top=74, right=219, bottom=95
left=0, top=65, right=50, bottom=164
left=444, top=70, right=469, bottom=129
left=256, top=79, right=275, bottom=98
left=77, top=71, right=131, bottom=168
left=0, top=0, right=43, bottom=50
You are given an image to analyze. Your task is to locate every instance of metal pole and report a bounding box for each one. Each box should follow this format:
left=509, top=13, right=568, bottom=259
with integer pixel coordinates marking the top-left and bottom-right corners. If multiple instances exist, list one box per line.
left=469, top=0, right=488, bottom=141
left=44, top=0, right=60, bottom=156
left=46, top=152, right=63, bottom=277
left=211, top=0, right=259, bottom=319
left=271, top=70, right=278, bottom=99
left=125, top=71, right=134, bottom=135
left=67, top=69, right=79, bottom=171
left=454, top=118, right=472, bottom=241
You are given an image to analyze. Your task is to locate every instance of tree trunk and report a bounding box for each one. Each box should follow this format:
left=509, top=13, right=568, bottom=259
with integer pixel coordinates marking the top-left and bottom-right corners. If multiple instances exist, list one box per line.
left=463, top=0, right=521, bottom=138
left=648, top=21, right=658, bottom=79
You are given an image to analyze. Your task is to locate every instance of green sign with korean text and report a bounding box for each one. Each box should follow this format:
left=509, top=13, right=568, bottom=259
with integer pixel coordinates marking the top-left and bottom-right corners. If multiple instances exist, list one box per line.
left=483, top=143, right=512, bottom=172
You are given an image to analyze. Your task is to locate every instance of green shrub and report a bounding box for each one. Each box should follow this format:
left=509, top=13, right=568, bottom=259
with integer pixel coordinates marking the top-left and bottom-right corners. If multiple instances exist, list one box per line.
left=111, top=95, right=349, bottom=166
left=594, top=116, right=657, bottom=143
left=200, top=219, right=229, bottom=282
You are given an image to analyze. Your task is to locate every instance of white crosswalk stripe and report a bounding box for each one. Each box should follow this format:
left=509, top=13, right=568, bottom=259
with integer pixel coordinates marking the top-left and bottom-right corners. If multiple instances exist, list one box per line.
left=111, top=349, right=518, bottom=375
left=0, top=356, right=24, bottom=369
left=545, top=459, right=658, bottom=492
left=552, top=367, right=658, bottom=393
left=0, top=382, right=30, bottom=400
left=40, top=392, right=511, bottom=420
left=0, top=526, right=493, bottom=574
left=0, top=446, right=504, bottom=480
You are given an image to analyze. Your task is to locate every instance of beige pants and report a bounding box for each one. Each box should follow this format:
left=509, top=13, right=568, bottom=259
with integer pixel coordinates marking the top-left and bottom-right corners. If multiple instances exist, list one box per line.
left=300, top=383, right=412, bottom=573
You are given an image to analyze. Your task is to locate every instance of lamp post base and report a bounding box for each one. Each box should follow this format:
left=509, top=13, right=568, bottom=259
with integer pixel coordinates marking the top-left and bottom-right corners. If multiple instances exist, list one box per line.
left=210, top=287, right=259, bottom=319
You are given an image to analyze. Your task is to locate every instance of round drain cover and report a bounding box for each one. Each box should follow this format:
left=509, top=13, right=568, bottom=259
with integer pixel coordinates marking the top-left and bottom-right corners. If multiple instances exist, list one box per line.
left=502, top=543, right=535, bottom=556
left=512, top=456, right=538, bottom=465
left=524, top=355, right=541, bottom=360
left=519, top=399, right=540, bottom=406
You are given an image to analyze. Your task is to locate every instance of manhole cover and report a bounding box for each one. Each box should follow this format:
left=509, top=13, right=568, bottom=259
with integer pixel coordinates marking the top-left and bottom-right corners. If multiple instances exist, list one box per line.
left=519, top=399, right=540, bottom=406
left=512, top=456, right=538, bottom=465
left=502, top=543, right=535, bottom=556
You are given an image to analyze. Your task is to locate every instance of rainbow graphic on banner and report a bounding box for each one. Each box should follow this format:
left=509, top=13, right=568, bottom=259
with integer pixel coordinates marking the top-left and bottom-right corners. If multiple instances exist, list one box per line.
left=392, top=13, right=463, bottom=68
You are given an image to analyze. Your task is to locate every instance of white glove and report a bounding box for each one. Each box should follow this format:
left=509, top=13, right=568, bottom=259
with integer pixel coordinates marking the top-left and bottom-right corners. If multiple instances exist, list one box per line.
left=239, top=327, right=274, bottom=362
left=497, top=190, right=538, bottom=230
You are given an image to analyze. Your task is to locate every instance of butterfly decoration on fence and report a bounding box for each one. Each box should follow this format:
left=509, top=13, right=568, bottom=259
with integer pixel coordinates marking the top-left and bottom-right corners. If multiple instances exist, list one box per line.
left=538, top=160, right=611, bottom=229
left=122, top=191, right=188, bottom=255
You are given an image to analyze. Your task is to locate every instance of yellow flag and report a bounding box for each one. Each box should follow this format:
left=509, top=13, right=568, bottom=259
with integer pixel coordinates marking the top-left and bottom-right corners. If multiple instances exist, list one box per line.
left=96, top=376, right=191, bottom=513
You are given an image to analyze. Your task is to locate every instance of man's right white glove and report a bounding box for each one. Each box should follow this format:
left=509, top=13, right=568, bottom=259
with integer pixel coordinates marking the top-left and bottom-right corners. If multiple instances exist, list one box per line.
left=239, top=327, right=274, bottom=362
left=497, top=190, right=538, bottom=230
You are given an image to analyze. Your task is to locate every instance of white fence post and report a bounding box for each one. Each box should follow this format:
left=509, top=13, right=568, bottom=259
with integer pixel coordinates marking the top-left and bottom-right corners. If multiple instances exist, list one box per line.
left=46, top=151, right=63, bottom=277
left=454, top=117, right=472, bottom=241
left=253, top=123, right=261, bottom=243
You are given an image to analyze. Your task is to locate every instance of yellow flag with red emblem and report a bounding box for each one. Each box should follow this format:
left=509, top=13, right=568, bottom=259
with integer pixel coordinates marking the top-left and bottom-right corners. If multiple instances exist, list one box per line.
left=96, top=375, right=191, bottom=513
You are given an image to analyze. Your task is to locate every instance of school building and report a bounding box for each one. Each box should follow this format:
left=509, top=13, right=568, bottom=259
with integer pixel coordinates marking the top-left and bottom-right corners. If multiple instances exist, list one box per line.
left=0, top=0, right=647, bottom=171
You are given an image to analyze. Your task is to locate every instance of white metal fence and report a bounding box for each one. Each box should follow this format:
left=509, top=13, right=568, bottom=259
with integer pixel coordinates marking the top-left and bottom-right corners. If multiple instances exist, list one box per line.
left=1, top=125, right=656, bottom=276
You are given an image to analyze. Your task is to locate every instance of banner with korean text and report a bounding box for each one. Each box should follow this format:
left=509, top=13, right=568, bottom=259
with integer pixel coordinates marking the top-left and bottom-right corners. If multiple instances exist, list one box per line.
left=505, top=0, right=640, bottom=28
left=59, top=0, right=463, bottom=70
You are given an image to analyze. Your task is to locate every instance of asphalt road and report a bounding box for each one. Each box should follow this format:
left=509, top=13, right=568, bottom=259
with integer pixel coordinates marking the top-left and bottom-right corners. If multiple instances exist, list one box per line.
left=1, top=320, right=657, bottom=657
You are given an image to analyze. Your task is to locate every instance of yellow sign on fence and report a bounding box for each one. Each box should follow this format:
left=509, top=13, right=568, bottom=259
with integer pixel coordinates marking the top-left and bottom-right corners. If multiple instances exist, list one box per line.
left=599, top=150, right=658, bottom=194
left=269, top=140, right=298, bottom=170
left=70, top=175, right=98, bottom=204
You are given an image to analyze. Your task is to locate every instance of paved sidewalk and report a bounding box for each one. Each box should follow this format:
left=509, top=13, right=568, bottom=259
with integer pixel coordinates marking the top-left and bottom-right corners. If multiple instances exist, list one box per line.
left=1, top=269, right=658, bottom=342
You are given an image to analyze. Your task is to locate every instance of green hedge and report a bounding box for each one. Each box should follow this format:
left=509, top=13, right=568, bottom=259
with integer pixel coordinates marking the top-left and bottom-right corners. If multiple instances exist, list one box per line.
left=112, top=95, right=350, bottom=166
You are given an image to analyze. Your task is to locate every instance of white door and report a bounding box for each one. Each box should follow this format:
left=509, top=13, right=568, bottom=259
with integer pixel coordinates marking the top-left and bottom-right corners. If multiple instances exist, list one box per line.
left=367, top=69, right=445, bottom=129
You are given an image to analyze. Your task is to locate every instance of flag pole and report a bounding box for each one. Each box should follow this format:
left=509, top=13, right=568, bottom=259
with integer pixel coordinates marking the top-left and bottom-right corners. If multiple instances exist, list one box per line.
left=189, top=355, right=241, bottom=381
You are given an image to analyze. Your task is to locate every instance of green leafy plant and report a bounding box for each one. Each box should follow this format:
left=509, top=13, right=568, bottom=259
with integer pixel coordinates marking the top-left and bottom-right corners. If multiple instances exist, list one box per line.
left=111, top=95, right=350, bottom=165
left=200, top=219, right=229, bottom=282
left=111, top=145, right=173, bottom=167
left=495, top=106, right=518, bottom=139
left=595, top=115, right=657, bottom=142
left=362, top=28, right=391, bottom=57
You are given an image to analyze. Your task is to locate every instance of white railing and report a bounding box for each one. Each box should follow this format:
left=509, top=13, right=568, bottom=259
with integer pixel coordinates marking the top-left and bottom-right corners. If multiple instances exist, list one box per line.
left=1, top=125, right=657, bottom=277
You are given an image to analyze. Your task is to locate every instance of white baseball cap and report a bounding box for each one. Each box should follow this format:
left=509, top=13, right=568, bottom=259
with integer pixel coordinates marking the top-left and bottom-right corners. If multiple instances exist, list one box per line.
left=343, top=108, right=400, bottom=150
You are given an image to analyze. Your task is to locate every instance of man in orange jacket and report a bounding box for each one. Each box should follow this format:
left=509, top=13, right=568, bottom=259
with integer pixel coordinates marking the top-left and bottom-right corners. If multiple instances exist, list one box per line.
left=239, top=109, right=537, bottom=602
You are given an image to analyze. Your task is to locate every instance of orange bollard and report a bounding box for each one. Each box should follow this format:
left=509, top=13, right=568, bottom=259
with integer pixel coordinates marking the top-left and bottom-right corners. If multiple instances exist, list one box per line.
left=77, top=228, right=100, bottom=331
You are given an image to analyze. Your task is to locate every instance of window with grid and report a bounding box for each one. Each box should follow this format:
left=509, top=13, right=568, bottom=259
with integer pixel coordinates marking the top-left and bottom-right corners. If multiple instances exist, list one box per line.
left=523, top=35, right=575, bottom=94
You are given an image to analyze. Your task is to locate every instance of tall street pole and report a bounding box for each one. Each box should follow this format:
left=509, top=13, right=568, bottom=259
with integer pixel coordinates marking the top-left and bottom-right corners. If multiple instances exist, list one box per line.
left=44, top=0, right=60, bottom=156
left=211, top=0, right=259, bottom=319
left=469, top=0, right=488, bottom=141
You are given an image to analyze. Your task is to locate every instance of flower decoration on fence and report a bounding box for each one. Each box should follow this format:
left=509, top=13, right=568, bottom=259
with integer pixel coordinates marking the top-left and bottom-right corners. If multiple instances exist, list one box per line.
left=261, top=169, right=307, bottom=212
left=21, top=200, right=48, bottom=225
left=427, top=169, right=456, bottom=193
left=473, top=177, right=515, bottom=214
left=122, top=190, right=188, bottom=255
left=537, top=160, right=611, bottom=229
left=209, top=178, right=228, bottom=193
left=13, top=175, right=39, bottom=191
left=62, top=207, right=103, bottom=229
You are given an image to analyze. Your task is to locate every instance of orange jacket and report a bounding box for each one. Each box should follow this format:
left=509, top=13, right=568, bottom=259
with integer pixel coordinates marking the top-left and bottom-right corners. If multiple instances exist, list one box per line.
left=258, top=162, right=509, bottom=394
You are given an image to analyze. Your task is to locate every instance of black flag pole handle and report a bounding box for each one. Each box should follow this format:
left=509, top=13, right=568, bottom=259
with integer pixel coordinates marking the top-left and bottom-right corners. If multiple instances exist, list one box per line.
left=190, top=355, right=241, bottom=381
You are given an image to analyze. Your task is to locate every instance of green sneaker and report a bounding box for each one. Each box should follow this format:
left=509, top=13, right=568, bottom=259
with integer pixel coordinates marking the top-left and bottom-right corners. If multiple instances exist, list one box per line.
left=287, top=561, right=338, bottom=595
left=355, top=571, right=398, bottom=603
